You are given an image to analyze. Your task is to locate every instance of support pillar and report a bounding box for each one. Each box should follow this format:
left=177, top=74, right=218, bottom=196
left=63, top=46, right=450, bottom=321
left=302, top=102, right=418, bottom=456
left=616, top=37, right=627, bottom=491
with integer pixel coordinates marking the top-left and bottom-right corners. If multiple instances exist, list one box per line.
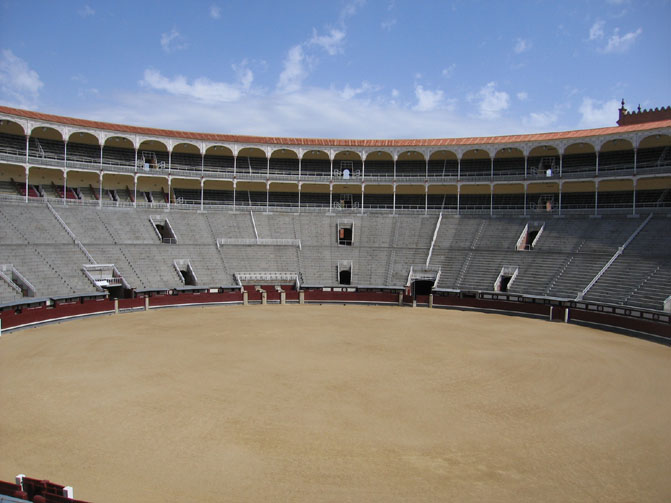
left=457, top=185, right=460, bottom=215
left=523, top=184, right=527, bottom=216
left=24, top=166, right=29, bottom=203
left=99, top=171, right=103, bottom=208
left=632, top=179, right=637, bottom=216
left=361, top=182, right=365, bottom=215
left=392, top=184, right=396, bottom=215
left=200, top=178, right=204, bottom=212
left=133, top=176, right=137, bottom=208
left=62, top=170, right=67, bottom=205
left=490, top=185, right=493, bottom=216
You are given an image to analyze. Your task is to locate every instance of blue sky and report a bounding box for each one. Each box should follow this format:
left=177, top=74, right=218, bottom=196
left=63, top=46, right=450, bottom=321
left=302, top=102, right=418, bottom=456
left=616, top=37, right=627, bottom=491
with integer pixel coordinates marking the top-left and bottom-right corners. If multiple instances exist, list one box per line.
left=0, top=0, right=669, bottom=139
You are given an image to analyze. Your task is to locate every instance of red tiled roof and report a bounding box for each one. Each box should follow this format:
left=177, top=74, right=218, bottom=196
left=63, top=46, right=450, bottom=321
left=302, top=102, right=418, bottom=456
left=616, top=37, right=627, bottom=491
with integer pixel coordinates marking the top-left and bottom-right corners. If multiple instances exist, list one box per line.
left=1, top=105, right=670, bottom=148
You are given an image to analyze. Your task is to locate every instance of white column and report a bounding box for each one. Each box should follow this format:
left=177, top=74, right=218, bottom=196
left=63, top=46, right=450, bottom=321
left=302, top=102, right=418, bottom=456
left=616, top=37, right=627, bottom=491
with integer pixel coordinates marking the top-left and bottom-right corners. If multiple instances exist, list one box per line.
left=523, top=184, right=527, bottom=216
left=266, top=181, right=270, bottom=213
left=99, top=171, right=103, bottom=208
left=425, top=184, right=428, bottom=215
left=62, top=170, right=67, bottom=204
left=490, top=185, right=493, bottom=216
left=524, top=154, right=528, bottom=179
left=167, top=178, right=171, bottom=209
left=24, top=166, right=29, bottom=203
left=200, top=178, right=204, bottom=212
left=392, top=184, right=396, bottom=215
left=457, top=185, right=460, bottom=215
left=329, top=182, right=333, bottom=213
left=633, top=148, right=637, bottom=175
left=594, top=182, right=598, bottom=216
left=632, top=179, right=637, bottom=216
left=490, top=156, right=494, bottom=179
left=133, top=175, right=137, bottom=208
left=361, top=183, right=364, bottom=214
left=24, top=135, right=29, bottom=201
left=558, top=183, right=562, bottom=216
left=595, top=151, right=599, bottom=176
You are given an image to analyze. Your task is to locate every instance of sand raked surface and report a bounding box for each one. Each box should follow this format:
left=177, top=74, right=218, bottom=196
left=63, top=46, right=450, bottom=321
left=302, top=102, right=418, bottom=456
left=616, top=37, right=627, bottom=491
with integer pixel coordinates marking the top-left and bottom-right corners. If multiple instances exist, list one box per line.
left=1, top=304, right=670, bottom=502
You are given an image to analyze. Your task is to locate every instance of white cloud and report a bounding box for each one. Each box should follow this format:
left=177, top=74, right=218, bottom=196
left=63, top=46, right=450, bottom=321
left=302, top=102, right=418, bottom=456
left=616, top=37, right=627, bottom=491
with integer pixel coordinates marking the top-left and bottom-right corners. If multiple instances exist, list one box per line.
left=413, top=85, right=444, bottom=112
left=232, top=60, right=253, bottom=90
left=340, top=81, right=378, bottom=100
left=340, top=0, right=366, bottom=23
left=160, top=28, right=187, bottom=53
left=309, top=28, right=346, bottom=56
left=514, top=38, right=531, bottom=54
left=140, top=67, right=251, bottom=103
left=589, top=20, right=605, bottom=40
left=78, top=5, right=95, bottom=17
left=470, top=81, right=510, bottom=119
left=516, top=91, right=528, bottom=101
left=589, top=20, right=641, bottom=53
left=442, top=64, right=456, bottom=78
left=381, top=18, right=397, bottom=31
left=209, top=5, right=221, bottom=19
left=603, top=27, right=642, bottom=53
left=578, top=97, right=620, bottom=128
left=523, top=111, right=558, bottom=130
left=0, top=49, right=43, bottom=109
left=277, top=45, right=308, bottom=93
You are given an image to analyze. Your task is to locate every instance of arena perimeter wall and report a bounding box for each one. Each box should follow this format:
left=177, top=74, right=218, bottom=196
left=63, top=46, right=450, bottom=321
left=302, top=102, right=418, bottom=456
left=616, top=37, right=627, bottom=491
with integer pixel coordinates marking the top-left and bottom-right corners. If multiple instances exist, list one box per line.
left=0, top=288, right=669, bottom=345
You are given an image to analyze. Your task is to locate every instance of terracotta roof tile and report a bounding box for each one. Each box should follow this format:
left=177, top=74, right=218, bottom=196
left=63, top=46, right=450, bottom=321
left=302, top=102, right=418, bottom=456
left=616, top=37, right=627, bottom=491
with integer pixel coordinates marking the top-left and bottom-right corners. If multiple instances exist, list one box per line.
left=1, top=105, right=669, bottom=148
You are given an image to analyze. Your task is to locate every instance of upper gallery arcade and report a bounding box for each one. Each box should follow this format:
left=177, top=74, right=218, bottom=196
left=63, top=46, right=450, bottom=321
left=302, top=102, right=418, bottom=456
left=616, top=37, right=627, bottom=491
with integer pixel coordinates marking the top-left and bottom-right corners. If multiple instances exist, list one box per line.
left=0, top=104, right=670, bottom=214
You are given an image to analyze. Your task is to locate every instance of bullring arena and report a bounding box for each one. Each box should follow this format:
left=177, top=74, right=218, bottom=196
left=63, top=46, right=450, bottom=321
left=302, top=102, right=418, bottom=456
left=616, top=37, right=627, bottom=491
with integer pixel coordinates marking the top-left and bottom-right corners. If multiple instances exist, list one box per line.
left=0, top=104, right=671, bottom=502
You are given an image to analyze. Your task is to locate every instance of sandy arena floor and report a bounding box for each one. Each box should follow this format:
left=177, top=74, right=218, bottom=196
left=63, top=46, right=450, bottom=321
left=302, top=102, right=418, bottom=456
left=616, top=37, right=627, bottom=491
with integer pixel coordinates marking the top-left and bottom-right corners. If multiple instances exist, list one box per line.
left=1, top=304, right=670, bottom=502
